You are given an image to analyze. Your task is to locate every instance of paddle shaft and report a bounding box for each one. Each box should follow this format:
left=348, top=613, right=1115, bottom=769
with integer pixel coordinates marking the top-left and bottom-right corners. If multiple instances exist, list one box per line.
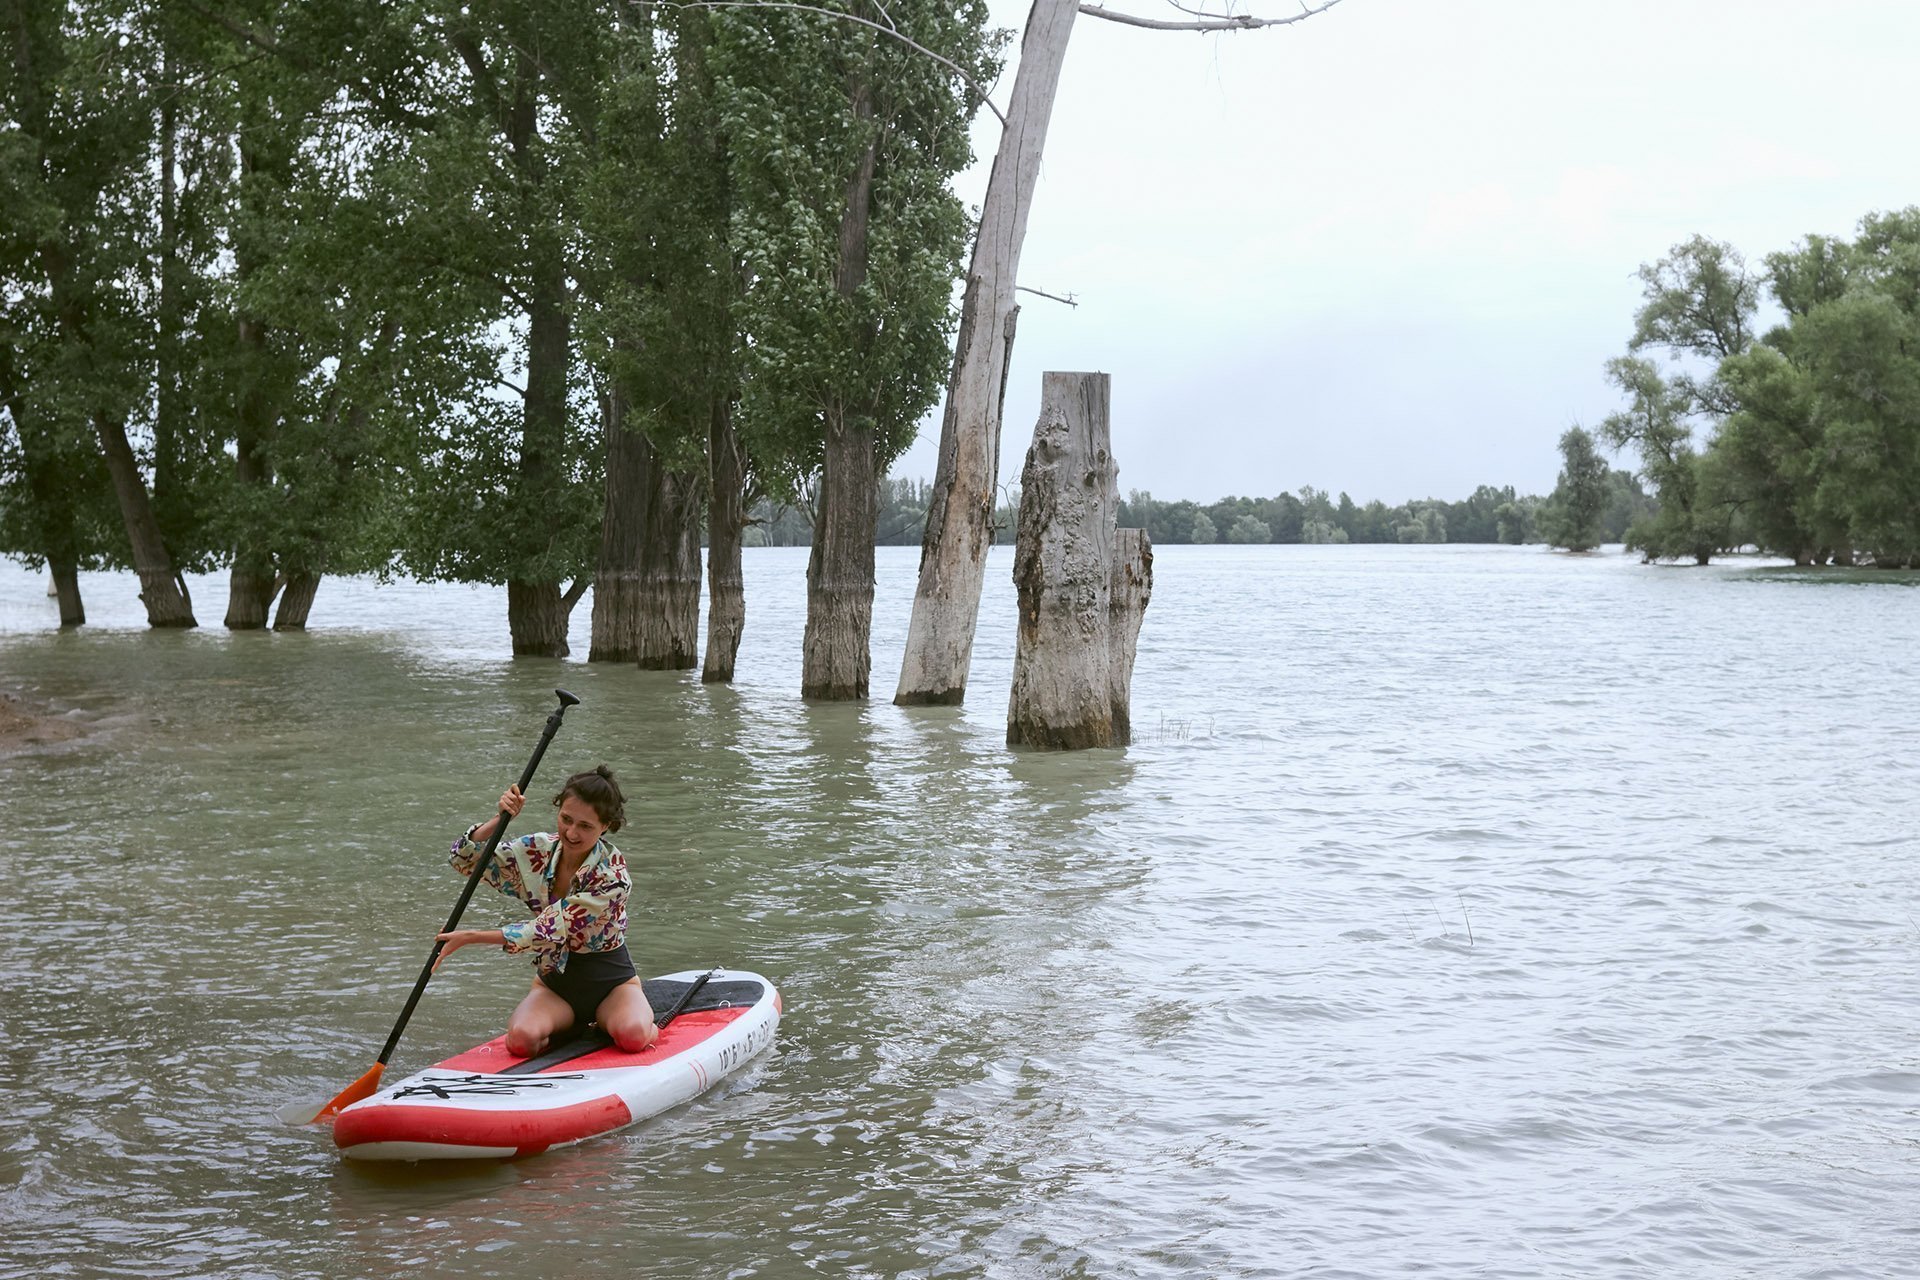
left=371, top=689, right=580, bottom=1068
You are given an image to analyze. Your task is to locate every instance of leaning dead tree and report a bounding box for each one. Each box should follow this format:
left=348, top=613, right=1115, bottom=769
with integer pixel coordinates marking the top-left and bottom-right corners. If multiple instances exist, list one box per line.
left=1007, top=371, right=1151, bottom=748
left=895, top=0, right=1342, bottom=706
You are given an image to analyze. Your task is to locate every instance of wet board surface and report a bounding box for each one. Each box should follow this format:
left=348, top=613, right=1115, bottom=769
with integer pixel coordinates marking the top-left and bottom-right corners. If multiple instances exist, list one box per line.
left=331, top=969, right=780, bottom=1161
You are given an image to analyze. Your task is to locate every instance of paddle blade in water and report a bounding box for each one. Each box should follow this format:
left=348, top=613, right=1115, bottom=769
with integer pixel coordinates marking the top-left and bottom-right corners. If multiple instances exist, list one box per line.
left=310, top=1064, right=385, bottom=1123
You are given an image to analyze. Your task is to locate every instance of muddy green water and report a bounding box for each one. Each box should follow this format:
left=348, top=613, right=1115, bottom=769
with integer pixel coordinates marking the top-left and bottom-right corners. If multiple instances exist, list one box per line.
left=1, top=545, right=1917, bottom=1278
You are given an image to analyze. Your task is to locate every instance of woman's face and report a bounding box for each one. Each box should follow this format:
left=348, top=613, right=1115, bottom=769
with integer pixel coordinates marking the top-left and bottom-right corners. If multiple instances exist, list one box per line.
left=555, top=794, right=608, bottom=858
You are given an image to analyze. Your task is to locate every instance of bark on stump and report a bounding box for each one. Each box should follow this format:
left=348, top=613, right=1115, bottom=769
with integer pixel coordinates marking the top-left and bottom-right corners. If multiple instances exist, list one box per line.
left=1008, top=371, right=1148, bottom=749
left=1107, top=528, right=1153, bottom=744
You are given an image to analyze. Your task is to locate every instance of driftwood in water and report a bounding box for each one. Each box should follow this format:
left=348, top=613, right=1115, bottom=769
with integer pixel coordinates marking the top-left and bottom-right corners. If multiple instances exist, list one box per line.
left=1008, top=371, right=1149, bottom=749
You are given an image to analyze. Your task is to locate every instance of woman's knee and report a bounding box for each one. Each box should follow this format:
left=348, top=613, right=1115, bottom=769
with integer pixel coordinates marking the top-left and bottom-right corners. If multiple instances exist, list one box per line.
left=505, top=1025, right=548, bottom=1057
left=607, top=1017, right=657, bottom=1053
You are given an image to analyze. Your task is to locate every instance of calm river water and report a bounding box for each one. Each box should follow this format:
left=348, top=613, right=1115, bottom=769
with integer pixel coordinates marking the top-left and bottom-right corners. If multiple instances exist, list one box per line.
left=1, top=544, right=1917, bottom=1279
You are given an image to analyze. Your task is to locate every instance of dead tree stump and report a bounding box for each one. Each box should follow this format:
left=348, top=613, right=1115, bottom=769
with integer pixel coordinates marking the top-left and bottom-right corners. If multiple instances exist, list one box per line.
left=1107, top=528, right=1153, bottom=743
left=1008, top=371, right=1151, bottom=748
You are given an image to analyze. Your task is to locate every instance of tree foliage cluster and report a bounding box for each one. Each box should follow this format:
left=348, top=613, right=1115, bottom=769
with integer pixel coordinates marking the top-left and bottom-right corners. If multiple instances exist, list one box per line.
left=1602, top=214, right=1920, bottom=567
left=0, top=0, right=998, bottom=683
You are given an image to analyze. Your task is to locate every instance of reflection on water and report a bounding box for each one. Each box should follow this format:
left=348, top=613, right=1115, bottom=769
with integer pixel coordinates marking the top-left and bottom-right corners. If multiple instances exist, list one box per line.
left=2, top=546, right=1918, bottom=1277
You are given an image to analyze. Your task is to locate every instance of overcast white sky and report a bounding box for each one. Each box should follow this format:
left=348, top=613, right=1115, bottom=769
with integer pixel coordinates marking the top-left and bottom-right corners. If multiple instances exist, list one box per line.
left=889, top=0, right=1920, bottom=503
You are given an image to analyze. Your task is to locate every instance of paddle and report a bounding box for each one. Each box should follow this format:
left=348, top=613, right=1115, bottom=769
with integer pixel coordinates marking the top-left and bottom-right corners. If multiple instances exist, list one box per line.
left=307, top=688, right=581, bottom=1123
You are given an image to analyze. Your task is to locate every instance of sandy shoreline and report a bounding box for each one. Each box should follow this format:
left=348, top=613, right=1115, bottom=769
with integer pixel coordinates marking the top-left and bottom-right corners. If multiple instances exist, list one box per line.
left=0, top=692, right=85, bottom=753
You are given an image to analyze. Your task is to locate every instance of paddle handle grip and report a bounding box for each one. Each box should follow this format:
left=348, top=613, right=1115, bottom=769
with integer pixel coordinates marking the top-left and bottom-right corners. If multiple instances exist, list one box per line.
left=374, top=689, right=579, bottom=1068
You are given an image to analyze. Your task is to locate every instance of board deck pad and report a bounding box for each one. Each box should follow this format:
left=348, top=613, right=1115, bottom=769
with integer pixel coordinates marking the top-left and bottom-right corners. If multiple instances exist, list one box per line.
left=489, top=977, right=768, bottom=1074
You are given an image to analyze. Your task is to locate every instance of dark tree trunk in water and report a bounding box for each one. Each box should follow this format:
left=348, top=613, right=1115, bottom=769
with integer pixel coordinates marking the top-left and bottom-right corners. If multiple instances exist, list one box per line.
left=225, top=306, right=277, bottom=629
left=508, top=580, right=573, bottom=656
left=703, top=394, right=746, bottom=683
left=225, top=567, right=278, bottom=630
left=95, top=410, right=196, bottom=628
left=506, top=254, right=574, bottom=658
left=153, top=53, right=193, bottom=557
left=590, top=385, right=649, bottom=663
left=803, top=408, right=878, bottom=699
left=273, top=572, right=320, bottom=630
left=636, top=465, right=702, bottom=670
left=1007, top=371, right=1126, bottom=749
left=50, top=564, right=84, bottom=627
left=802, top=102, right=879, bottom=701
left=0, top=352, right=85, bottom=626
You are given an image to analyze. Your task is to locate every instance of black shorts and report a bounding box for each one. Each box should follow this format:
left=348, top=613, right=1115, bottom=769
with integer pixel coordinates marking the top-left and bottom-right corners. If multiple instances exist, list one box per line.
left=538, top=945, right=638, bottom=1026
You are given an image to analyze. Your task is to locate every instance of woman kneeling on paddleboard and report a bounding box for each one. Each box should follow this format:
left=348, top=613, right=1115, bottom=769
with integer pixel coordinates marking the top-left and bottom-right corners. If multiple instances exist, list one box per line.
left=434, top=766, right=659, bottom=1058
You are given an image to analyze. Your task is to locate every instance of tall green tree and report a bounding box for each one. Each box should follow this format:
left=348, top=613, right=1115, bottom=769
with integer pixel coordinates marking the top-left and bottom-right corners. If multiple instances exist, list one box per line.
left=717, top=0, right=995, bottom=700
left=0, top=0, right=210, bottom=626
left=1600, top=236, right=1760, bottom=564
left=336, top=0, right=615, bottom=657
left=1599, top=356, right=1728, bottom=563
left=1539, top=426, right=1609, bottom=551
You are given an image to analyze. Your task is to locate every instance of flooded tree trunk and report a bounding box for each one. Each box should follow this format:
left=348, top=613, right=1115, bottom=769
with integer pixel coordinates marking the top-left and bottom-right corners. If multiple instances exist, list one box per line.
left=802, top=95, right=880, bottom=701
left=1107, top=528, right=1153, bottom=744
left=636, top=465, right=703, bottom=670
left=507, top=255, right=576, bottom=658
left=225, top=310, right=277, bottom=630
left=896, top=0, right=1078, bottom=707
left=1007, top=372, right=1120, bottom=749
left=50, top=564, right=84, bottom=627
left=273, top=572, right=320, bottom=630
left=508, top=581, right=574, bottom=656
left=803, top=407, right=878, bottom=700
left=95, top=410, right=196, bottom=628
left=225, top=565, right=277, bottom=630
left=590, top=385, right=649, bottom=663
left=703, top=394, right=746, bottom=684
left=0, top=353, right=85, bottom=627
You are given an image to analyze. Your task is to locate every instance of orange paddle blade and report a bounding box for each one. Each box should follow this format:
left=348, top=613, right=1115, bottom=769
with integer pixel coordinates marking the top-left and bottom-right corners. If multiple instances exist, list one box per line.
left=311, top=1063, right=386, bottom=1123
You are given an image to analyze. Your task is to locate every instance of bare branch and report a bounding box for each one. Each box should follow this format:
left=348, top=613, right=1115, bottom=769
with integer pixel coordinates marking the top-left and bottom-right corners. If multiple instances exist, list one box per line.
left=1017, top=284, right=1077, bottom=307
left=646, top=0, right=1009, bottom=127
left=1080, top=0, right=1341, bottom=33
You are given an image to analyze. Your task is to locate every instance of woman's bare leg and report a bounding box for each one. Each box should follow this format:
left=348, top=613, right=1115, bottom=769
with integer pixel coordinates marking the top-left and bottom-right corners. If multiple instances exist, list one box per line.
left=506, top=980, right=575, bottom=1058
left=594, top=979, right=659, bottom=1053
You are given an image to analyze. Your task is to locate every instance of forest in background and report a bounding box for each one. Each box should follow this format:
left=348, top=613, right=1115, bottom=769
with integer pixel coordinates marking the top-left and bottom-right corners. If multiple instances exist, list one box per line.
left=1546, top=215, right=1920, bottom=566
left=746, top=472, right=1655, bottom=549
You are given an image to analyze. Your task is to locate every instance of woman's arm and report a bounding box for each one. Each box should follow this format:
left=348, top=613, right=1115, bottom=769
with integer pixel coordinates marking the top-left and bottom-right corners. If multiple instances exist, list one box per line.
left=434, top=928, right=507, bottom=971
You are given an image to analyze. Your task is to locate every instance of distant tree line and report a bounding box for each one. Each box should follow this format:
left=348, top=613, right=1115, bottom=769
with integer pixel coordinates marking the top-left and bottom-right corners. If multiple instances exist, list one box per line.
left=753, top=473, right=1654, bottom=549
left=1109, top=480, right=1647, bottom=547
left=1595, top=210, right=1920, bottom=567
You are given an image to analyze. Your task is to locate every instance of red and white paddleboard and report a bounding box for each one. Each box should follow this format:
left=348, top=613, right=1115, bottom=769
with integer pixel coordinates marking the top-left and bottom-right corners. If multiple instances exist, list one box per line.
left=332, top=968, right=780, bottom=1161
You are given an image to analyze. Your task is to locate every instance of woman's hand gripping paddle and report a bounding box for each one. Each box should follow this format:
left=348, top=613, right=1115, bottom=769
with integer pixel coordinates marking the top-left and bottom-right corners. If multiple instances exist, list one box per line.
left=304, top=689, right=581, bottom=1123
